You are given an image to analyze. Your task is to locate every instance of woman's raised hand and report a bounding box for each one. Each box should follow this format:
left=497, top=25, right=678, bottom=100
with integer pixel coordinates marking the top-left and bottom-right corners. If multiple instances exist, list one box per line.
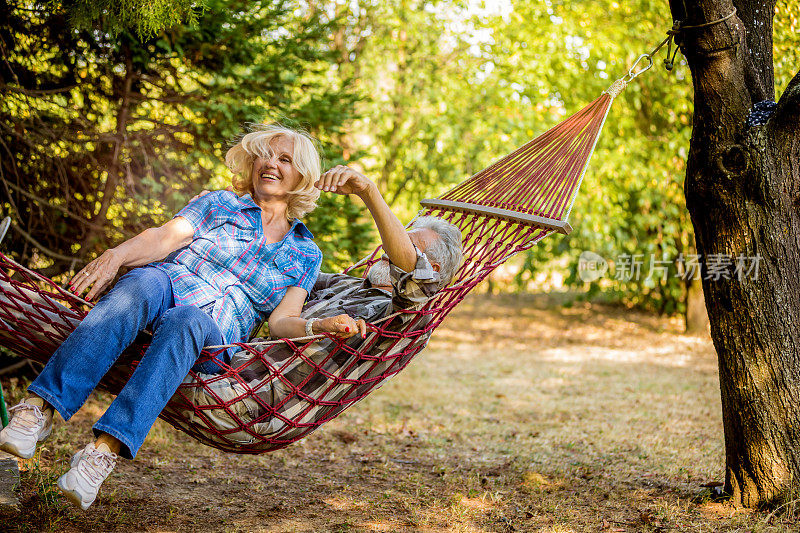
left=316, top=166, right=374, bottom=197
left=69, top=249, right=124, bottom=301
left=314, top=313, right=367, bottom=339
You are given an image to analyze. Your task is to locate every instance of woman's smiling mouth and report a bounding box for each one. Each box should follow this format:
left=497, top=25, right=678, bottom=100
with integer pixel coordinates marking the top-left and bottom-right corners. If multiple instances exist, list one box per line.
left=260, top=172, right=280, bottom=181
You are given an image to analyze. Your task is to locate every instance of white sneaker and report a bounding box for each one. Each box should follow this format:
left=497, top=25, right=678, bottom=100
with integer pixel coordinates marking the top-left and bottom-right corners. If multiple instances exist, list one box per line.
left=0, top=401, right=53, bottom=459
left=57, top=443, right=118, bottom=510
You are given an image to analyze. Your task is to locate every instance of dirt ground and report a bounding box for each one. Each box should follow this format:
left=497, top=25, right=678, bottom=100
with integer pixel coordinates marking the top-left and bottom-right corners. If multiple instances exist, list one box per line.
left=1, top=293, right=797, bottom=532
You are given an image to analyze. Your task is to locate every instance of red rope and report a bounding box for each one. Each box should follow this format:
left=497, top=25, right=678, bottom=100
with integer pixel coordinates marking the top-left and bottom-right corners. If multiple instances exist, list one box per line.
left=0, top=213, right=547, bottom=453
left=0, top=92, right=613, bottom=453
left=439, top=94, right=611, bottom=220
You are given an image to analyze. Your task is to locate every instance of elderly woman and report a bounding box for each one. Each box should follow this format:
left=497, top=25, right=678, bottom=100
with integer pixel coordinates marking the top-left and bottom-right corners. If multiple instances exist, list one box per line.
left=0, top=124, right=327, bottom=510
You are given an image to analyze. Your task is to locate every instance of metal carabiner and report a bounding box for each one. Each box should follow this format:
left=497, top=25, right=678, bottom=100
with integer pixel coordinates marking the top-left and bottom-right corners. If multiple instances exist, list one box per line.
left=625, top=54, right=654, bottom=82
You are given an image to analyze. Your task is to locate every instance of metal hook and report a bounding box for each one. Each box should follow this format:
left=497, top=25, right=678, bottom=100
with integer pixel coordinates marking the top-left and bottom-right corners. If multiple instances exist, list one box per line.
left=625, top=54, right=654, bottom=82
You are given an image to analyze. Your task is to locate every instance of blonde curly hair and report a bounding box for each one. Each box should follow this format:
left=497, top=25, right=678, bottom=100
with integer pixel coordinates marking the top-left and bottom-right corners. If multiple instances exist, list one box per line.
left=225, top=124, right=322, bottom=221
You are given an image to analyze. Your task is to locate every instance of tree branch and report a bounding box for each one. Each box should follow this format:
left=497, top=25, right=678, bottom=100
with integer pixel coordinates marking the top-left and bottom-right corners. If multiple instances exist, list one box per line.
left=770, top=67, right=800, bottom=133
left=0, top=177, right=134, bottom=236
left=10, top=223, right=78, bottom=263
left=0, top=82, right=77, bottom=95
left=82, top=42, right=136, bottom=250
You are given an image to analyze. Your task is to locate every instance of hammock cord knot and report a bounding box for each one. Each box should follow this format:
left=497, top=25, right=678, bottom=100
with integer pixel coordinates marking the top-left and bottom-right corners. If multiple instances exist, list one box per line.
left=603, top=78, right=628, bottom=99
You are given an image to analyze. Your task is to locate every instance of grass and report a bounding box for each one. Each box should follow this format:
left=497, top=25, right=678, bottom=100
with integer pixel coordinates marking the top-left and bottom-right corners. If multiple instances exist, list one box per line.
left=0, top=293, right=797, bottom=531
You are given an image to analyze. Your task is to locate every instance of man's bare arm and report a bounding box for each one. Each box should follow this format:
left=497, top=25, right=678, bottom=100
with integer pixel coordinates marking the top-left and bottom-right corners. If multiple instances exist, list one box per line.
left=268, top=286, right=366, bottom=339
left=316, top=165, right=417, bottom=272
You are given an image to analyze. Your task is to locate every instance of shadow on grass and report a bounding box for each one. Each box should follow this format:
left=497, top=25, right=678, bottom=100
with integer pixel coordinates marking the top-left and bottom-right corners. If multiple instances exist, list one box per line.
left=0, top=293, right=795, bottom=532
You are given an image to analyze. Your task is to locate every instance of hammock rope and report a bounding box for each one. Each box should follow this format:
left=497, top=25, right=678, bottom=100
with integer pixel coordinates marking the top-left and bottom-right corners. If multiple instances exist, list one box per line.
left=0, top=64, right=645, bottom=453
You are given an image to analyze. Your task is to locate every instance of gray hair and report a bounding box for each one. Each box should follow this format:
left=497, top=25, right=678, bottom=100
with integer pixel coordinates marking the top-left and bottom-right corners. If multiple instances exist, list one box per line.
left=410, top=216, right=463, bottom=288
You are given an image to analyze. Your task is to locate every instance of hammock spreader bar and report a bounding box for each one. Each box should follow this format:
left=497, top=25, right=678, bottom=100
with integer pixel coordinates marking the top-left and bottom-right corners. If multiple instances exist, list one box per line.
left=426, top=92, right=615, bottom=225
left=419, top=199, right=573, bottom=234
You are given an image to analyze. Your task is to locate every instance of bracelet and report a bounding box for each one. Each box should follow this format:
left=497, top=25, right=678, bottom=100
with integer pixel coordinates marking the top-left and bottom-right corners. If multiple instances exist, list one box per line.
left=305, top=318, right=318, bottom=337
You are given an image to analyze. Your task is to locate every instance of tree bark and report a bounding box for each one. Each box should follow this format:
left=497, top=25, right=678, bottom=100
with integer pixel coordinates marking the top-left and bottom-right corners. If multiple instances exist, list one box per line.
left=670, top=0, right=800, bottom=508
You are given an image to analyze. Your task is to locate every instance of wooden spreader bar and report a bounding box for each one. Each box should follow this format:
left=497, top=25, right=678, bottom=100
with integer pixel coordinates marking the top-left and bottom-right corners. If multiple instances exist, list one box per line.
left=420, top=199, right=573, bottom=235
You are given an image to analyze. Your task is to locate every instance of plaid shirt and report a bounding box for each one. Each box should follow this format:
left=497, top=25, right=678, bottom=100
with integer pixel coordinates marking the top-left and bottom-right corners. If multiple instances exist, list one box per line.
left=151, top=191, right=322, bottom=346
left=166, top=247, right=441, bottom=448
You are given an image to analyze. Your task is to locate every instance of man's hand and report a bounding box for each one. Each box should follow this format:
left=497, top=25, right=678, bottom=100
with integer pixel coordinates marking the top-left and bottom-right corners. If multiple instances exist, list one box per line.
left=318, top=165, right=417, bottom=272
left=190, top=190, right=212, bottom=203
left=189, top=186, right=233, bottom=203
left=316, top=166, right=375, bottom=197
left=314, top=314, right=367, bottom=339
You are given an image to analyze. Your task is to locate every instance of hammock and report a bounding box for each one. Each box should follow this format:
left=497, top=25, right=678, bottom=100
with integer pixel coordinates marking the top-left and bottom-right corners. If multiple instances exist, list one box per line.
left=0, top=80, right=630, bottom=454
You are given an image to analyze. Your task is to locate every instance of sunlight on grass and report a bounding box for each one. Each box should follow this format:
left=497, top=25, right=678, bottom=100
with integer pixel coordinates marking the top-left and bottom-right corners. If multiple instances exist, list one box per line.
left=2, top=294, right=797, bottom=531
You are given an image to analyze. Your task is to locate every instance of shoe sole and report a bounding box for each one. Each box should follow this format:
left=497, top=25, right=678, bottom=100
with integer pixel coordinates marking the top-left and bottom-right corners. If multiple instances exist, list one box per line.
left=0, top=440, right=35, bottom=459
left=0, top=424, right=53, bottom=460
left=57, top=475, right=92, bottom=510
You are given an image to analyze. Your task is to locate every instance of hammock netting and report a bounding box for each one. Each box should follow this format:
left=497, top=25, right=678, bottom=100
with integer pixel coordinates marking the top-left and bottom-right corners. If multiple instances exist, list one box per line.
left=0, top=91, right=617, bottom=454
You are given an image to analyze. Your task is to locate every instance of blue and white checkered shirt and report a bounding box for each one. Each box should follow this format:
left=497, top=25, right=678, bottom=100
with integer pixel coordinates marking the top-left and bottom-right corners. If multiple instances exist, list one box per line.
left=151, top=191, right=322, bottom=346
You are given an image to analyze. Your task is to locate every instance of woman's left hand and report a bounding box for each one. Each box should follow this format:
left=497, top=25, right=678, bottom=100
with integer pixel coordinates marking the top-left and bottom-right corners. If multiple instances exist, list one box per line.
left=69, top=249, right=124, bottom=301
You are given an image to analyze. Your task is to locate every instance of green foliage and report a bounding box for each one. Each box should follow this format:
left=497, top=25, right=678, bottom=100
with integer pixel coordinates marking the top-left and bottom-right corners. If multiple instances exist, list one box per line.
left=774, top=0, right=800, bottom=99
left=465, top=0, right=693, bottom=314
left=307, top=193, right=374, bottom=272
left=503, top=0, right=797, bottom=314
left=2, top=0, right=796, bottom=306
left=311, top=0, right=497, bottom=222
left=244, top=0, right=797, bottom=313
left=59, top=0, right=204, bottom=38
left=317, top=0, right=695, bottom=312
left=0, top=0, right=372, bottom=274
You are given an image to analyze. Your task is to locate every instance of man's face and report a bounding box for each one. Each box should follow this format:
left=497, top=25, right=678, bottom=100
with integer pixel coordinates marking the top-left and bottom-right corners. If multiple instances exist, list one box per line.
left=407, top=228, right=441, bottom=273
left=367, top=228, right=442, bottom=288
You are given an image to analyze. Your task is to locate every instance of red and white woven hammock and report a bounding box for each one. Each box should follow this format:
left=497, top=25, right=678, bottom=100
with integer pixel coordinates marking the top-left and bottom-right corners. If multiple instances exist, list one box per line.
left=0, top=89, right=619, bottom=454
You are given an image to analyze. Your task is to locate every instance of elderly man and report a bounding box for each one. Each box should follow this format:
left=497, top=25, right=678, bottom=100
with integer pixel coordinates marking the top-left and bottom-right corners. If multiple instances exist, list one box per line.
left=165, top=166, right=463, bottom=447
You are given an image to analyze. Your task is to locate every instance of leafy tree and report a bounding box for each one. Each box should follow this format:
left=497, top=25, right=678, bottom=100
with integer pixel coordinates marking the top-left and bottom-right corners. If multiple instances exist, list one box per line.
left=666, top=0, right=800, bottom=508
left=61, top=0, right=204, bottom=38
left=473, top=0, right=695, bottom=315
left=308, top=0, right=502, bottom=223
left=266, top=0, right=796, bottom=327
left=0, top=0, right=373, bottom=276
left=311, top=0, right=701, bottom=318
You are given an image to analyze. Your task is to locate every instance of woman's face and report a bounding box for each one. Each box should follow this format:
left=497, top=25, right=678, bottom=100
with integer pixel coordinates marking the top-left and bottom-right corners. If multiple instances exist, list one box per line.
left=250, top=135, right=303, bottom=204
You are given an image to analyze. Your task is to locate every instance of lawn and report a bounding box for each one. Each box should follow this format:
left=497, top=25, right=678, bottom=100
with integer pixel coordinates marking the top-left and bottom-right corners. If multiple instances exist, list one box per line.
left=0, top=293, right=796, bottom=532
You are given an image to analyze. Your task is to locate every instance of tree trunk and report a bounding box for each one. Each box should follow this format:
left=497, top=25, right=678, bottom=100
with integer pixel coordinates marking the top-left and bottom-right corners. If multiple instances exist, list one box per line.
left=669, top=0, right=800, bottom=507
left=684, top=276, right=709, bottom=334
left=79, top=43, right=136, bottom=253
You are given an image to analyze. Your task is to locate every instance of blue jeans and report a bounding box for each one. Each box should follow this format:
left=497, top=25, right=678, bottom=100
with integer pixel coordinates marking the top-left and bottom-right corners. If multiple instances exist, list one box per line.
left=28, top=267, right=226, bottom=459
